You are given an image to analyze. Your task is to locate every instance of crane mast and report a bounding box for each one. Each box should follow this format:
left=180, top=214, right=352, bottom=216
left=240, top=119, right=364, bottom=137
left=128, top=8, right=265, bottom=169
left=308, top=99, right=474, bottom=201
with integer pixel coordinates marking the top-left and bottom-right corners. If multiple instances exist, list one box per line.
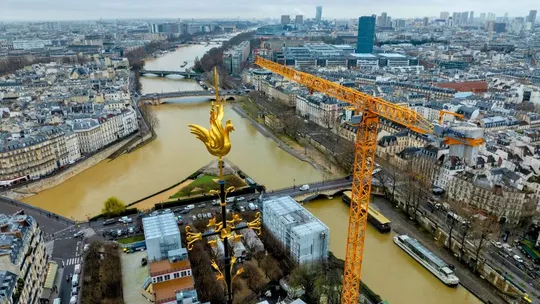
left=254, top=56, right=445, bottom=304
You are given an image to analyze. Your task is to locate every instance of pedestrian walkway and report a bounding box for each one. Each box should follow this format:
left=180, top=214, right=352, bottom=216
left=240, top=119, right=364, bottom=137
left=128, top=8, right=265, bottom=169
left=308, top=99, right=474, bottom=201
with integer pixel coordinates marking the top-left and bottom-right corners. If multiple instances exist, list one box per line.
left=66, top=257, right=81, bottom=266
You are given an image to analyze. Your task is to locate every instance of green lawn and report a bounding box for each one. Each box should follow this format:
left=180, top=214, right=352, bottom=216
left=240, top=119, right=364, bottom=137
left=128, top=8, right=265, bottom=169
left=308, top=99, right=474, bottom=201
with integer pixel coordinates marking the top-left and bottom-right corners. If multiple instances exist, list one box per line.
left=117, top=235, right=145, bottom=244
left=170, top=174, right=246, bottom=199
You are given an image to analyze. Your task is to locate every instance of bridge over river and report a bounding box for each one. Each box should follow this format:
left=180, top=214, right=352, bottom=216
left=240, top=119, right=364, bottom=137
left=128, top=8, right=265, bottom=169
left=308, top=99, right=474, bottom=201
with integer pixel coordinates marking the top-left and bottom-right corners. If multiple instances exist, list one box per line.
left=139, top=90, right=250, bottom=104
left=140, top=69, right=202, bottom=78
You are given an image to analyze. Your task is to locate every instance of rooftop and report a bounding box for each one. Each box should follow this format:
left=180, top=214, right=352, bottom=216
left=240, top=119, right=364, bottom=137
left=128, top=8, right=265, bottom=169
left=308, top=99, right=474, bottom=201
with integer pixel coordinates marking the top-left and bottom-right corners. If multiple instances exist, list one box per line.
left=142, top=212, right=180, bottom=241
left=153, top=276, right=195, bottom=304
left=149, top=259, right=191, bottom=277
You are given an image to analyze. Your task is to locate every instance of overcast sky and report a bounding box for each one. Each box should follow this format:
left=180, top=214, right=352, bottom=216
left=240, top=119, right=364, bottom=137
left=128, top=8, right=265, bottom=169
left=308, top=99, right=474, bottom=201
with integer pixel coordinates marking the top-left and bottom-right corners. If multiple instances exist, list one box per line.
left=0, top=0, right=538, bottom=21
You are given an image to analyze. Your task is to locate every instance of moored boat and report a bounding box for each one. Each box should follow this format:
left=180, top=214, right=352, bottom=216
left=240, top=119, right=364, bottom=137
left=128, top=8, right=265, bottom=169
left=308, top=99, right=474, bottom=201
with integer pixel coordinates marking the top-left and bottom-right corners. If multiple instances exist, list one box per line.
left=394, top=234, right=459, bottom=287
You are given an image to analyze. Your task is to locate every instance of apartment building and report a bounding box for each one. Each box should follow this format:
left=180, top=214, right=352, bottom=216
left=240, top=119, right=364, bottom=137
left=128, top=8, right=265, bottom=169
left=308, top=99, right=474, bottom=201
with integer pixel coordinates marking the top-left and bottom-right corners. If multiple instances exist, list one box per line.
left=0, top=212, right=47, bottom=304
left=72, top=119, right=103, bottom=154
left=0, top=127, right=68, bottom=184
left=70, top=108, right=138, bottom=154
left=223, top=41, right=251, bottom=76
left=65, top=132, right=81, bottom=164
left=295, top=94, right=343, bottom=129
left=446, top=171, right=536, bottom=223
left=262, top=196, right=329, bottom=264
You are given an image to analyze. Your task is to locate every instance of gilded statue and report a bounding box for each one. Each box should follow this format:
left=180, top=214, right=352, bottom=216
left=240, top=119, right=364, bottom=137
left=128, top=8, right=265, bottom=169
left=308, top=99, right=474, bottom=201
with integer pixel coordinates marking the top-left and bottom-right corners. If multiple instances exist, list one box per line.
left=188, top=68, right=234, bottom=158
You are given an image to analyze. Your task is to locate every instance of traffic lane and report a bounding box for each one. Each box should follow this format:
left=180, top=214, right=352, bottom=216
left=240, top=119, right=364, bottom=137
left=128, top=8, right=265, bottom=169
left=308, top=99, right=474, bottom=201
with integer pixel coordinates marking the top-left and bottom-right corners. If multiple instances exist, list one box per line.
left=487, top=252, right=540, bottom=300
left=487, top=249, right=540, bottom=288
left=52, top=238, right=80, bottom=260
left=61, top=264, right=75, bottom=304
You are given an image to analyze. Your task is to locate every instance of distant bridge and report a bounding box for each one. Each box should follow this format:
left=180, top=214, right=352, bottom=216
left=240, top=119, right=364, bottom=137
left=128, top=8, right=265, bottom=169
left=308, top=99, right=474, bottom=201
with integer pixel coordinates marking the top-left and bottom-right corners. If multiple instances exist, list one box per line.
left=139, top=90, right=248, bottom=105
left=140, top=69, right=202, bottom=78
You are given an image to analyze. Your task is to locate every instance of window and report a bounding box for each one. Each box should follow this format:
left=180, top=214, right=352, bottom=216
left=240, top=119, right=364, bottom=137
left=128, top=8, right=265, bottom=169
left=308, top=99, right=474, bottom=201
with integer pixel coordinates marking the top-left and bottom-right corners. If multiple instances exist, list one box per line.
left=174, top=272, right=180, bottom=279
left=157, top=276, right=163, bottom=282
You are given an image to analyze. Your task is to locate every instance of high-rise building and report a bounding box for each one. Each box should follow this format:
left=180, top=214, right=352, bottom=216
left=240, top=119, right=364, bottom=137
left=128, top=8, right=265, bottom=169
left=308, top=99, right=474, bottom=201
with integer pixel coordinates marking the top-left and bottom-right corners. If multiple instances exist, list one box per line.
left=316, top=6, right=322, bottom=22
left=528, top=10, right=537, bottom=24
left=479, top=13, right=486, bottom=22
left=440, top=12, right=450, bottom=20
left=487, top=12, right=496, bottom=21
left=379, top=12, right=388, bottom=26
left=281, top=15, right=291, bottom=25
left=452, top=12, right=460, bottom=24
left=469, top=11, right=475, bottom=23
left=386, top=16, right=392, bottom=27
left=494, top=22, right=506, bottom=33
left=461, top=11, right=469, bottom=24
left=423, top=17, right=429, bottom=27
left=356, top=15, right=376, bottom=54
left=295, top=15, right=304, bottom=24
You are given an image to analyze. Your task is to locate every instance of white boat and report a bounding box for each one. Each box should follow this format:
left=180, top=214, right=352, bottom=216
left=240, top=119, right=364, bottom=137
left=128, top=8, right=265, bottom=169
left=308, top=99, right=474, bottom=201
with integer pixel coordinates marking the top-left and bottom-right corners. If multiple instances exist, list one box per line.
left=394, top=235, right=459, bottom=287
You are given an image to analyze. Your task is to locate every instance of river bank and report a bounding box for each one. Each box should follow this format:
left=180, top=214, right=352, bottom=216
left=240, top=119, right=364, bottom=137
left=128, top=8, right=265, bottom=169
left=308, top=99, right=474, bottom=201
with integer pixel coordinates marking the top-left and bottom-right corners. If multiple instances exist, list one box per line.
left=232, top=102, right=346, bottom=179
left=1, top=135, right=136, bottom=201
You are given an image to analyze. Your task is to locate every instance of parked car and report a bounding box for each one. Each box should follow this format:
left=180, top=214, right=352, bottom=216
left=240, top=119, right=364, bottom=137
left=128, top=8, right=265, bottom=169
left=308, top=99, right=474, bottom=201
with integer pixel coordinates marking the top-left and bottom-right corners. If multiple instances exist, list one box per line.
left=128, top=227, right=135, bottom=234
left=206, top=212, right=212, bottom=218
left=180, top=209, right=190, bottom=214
left=236, top=196, right=245, bottom=202
left=116, top=229, right=123, bottom=237
left=191, top=215, right=197, bottom=221
left=212, top=200, right=220, bottom=206
left=197, top=213, right=203, bottom=220
left=83, top=244, right=90, bottom=252
left=248, top=203, right=257, bottom=211
left=119, top=216, right=132, bottom=224
left=103, top=219, right=116, bottom=226
left=71, top=287, right=78, bottom=296
left=299, top=184, right=310, bottom=191
left=184, top=204, right=195, bottom=210
left=198, top=203, right=206, bottom=208
left=493, top=241, right=503, bottom=249
left=239, top=206, right=246, bottom=212
left=513, top=254, right=524, bottom=263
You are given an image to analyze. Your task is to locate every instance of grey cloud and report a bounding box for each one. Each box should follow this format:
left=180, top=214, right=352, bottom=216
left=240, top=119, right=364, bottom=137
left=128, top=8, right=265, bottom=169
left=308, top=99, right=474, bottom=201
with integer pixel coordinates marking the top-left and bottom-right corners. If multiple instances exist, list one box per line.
left=0, top=0, right=537, bottom=21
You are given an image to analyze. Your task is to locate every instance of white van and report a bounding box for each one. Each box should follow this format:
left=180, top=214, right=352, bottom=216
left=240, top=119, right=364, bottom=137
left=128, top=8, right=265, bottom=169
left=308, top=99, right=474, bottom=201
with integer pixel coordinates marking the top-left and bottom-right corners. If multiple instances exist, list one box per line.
left=74, top=264, right=81, bottom=274
left=184, top=204, right=195, bottom=210
left=53, top=298, right=61, bottom=304
left=248, top=203, right=256, bottom=211
left=299, top=184, right=310, bottom=191
left=71, top=274, right=79, bottom=287
left=69, top=296, right=77, bottom=304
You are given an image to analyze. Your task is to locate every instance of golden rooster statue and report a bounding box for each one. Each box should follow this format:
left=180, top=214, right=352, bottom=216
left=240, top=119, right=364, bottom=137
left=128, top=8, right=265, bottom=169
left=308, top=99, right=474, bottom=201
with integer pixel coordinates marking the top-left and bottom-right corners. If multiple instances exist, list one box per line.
left=188, top=68, right=234, bottom=158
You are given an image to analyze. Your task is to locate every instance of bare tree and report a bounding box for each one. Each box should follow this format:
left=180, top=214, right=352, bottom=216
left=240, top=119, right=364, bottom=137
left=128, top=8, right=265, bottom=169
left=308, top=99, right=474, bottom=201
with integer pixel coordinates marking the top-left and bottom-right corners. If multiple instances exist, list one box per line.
left=320, top=110, right=336, bottom=130
left=259, top=255, right=282, bottom=281
left=471, top=216, right=500, bottom=272
left=242, top=262, right=265, bottom=294
left=139, top=102, right=159, bottom=131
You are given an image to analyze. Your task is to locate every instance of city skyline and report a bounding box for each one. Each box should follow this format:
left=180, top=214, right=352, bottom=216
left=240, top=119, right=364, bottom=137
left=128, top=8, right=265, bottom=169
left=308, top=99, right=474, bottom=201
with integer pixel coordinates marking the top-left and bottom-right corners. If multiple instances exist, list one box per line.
left=1, top=0, right=539, bottom=21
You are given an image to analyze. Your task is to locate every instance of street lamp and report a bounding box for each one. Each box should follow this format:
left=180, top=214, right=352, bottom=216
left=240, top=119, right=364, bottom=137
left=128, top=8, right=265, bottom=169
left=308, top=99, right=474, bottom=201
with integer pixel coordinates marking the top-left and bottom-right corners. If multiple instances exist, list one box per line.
left=185, top=68, right=261, bottom=304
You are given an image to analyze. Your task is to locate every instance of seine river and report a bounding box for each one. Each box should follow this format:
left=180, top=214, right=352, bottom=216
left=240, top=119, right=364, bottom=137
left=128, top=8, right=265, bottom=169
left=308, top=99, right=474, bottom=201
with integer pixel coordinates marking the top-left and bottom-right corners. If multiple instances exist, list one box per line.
left=24, top=43, right=480, bottom=304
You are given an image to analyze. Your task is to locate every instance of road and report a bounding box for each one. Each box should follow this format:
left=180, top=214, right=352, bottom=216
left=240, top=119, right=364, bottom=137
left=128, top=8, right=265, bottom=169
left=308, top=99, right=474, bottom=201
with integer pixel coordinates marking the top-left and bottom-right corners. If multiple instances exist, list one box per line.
left=0, top=196, right=74, bottom=235
left=52, top=237, right=85, bottom=304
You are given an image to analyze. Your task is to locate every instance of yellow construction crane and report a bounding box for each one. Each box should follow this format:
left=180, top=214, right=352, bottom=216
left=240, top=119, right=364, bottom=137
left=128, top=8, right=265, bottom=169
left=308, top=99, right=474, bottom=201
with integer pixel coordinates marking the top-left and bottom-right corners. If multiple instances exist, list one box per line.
left=438, top=110, right=464, bottom=124
left=254, top=56, right=482, bottom=304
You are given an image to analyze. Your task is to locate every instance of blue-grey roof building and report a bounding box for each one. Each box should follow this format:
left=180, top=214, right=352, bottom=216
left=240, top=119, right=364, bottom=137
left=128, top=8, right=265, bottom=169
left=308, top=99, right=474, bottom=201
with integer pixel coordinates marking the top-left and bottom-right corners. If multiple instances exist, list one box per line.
left=0, top=211, right=47, bottom=304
